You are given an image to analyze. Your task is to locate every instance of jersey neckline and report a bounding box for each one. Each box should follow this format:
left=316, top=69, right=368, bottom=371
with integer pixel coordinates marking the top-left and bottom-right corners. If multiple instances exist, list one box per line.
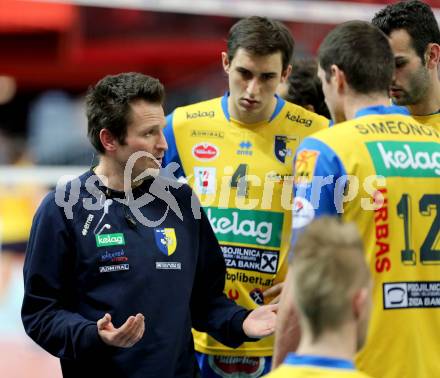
left=221, top=92, right=285, bottom=124
left=283, top=353, right=355, bottom=370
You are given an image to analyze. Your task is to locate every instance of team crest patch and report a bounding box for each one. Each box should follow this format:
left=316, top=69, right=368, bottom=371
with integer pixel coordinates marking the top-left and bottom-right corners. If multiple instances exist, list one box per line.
left=154, top=228, right=177, bottom=256
left=274, top=135, right=298, bottom=163
left=294, top=149, right=320, bottom=184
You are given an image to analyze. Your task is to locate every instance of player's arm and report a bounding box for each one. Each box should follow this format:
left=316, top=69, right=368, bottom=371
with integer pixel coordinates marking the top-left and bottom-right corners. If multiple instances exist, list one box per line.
left=21, top=193, right=110, bottom=359
left=273, top=137, right=346, bottom=368
left=272, top=266, right=301, bottom=369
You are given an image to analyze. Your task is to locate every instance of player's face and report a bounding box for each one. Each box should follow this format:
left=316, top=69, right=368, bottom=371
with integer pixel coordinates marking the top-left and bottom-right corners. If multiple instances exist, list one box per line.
left=223, top=48, right=290, bottom=124
left=115, top=100, right=167, bottom=179
left=317, top=65, right=345, bottom=123
left=388, top=29, right=430, bottom=106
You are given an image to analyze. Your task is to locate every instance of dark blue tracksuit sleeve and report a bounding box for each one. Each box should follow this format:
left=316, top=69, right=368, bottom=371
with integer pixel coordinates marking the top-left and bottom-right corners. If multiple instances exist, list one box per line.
left=21, top=193, right=106, bottom=360
left=190, top=206, right=253, bottom=348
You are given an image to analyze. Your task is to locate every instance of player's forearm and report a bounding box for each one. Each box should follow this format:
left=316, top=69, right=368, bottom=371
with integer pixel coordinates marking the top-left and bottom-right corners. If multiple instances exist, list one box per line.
left=272, top=269, right=301, bottom=369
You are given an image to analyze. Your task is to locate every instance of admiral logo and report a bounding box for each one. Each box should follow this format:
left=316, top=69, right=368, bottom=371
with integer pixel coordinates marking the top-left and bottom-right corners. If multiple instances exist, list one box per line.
left=190, top=129, right=224, bottom=139
left=192, top=143, right=219, bottom=161
left=82, top=214, right=94, bottom=236
left=285, top=111, right=312, bottom=127
left=99, top=264, right=129, bottom=273
left=186, top=110, right=215, bottom=119
left=96, top=233, right=125, bottom=247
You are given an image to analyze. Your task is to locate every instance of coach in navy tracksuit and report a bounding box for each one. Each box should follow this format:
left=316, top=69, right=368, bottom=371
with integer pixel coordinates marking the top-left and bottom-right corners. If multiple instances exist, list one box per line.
left=21, top=73, right=277, bottom=378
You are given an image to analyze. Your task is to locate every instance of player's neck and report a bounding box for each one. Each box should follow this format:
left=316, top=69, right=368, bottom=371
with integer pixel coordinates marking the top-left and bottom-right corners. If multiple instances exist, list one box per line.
left=228, top=95, right=276, bottom=124
left=344, top=92, right=390, bottom=121
left=408, top=77, right=440, bottom=116
left=296, top=324, right=357, bottom=362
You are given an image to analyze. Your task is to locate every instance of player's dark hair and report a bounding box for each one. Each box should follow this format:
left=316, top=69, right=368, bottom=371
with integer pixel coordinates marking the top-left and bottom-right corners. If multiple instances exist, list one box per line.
left=318, top=21, right=394, bottom=95
left=86, top=72, right=164, bottom=153
left=227, top=16, right=294, bottom=71
left=285, top=59, right=330, bottom=118
left=372, top=0, right=440, bottom=63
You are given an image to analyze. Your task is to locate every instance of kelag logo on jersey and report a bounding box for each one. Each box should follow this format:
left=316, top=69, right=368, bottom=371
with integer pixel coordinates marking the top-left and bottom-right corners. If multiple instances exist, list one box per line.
left=154, top=228, right=177, bottom=256
left=192, top=143, right=219, bottom=161
left=367, top=141, right=440, bottom=177
left=205, top=207, right=283, bottom=247
left=96, top=233, right=125, bottom=247
left=274, top=135, right=298, bottom=163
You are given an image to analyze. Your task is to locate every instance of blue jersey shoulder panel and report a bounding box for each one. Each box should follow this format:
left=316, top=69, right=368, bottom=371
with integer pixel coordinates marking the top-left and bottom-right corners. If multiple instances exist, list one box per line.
left=294, top=137, right=347, bottom=217
left=163, top=112, right=185, bottom=179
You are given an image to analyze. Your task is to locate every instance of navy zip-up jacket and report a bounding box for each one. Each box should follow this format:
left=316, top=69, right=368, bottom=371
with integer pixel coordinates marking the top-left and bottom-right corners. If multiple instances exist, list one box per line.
left=22, top=171, right=251, bottom=378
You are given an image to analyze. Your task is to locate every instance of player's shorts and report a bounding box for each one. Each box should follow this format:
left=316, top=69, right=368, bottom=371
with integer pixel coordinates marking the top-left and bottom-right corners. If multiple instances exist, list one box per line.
left=195, top=352, right=272, bottom=378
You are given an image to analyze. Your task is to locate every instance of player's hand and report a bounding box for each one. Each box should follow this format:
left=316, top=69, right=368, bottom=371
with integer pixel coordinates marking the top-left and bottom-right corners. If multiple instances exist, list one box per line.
left=242, top=304, right=278, bottom=338
left=263, top=282, right=284, bottom=304
left=97, top=313, right=145, bottom=348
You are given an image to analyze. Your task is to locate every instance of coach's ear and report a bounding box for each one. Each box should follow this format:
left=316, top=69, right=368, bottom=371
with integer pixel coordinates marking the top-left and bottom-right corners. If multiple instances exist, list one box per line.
left=99, top=128, right=118, bottom=152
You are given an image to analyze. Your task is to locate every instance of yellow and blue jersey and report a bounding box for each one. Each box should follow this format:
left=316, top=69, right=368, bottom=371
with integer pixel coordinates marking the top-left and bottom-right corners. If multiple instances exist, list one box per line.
left=265, top=354, right=373, bottom=378
left=164, top=93, right=329, bottom=357
left=412, top=111, right=440, bottom=131
left=292, top=105, right=440, bottom=378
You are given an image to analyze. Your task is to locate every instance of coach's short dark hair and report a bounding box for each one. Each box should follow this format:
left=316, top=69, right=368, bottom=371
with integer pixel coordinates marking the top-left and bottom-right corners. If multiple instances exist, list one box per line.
left=227, top=16, right=294, bottom=71
left=318, top=21, right=394, bottom=95
left=372, top=0, right=440, bottom=63
left=86, top=72, right=164, bottom=153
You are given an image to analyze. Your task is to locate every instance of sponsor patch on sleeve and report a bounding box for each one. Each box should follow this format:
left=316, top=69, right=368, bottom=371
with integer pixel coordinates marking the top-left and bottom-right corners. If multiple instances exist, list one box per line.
left=294, top=149, right=320, bottom=185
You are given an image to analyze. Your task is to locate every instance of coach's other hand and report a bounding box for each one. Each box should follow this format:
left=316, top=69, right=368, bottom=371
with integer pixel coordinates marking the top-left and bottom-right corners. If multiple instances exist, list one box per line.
left=97, top=313, right=145, bottom=348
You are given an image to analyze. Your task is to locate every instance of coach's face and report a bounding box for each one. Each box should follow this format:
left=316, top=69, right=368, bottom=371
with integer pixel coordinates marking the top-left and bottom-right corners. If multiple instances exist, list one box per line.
left=223, top=47, right=291, bottom=124
left=115, top=99, right=168, bottom=179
